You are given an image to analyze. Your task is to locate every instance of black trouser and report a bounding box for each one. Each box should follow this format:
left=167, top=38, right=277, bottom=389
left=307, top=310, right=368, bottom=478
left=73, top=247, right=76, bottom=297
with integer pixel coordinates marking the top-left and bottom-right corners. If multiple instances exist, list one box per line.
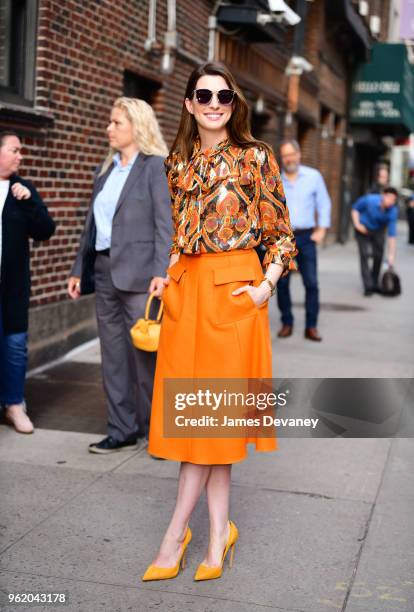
left=407, top=207, right=414, bottom=244
left=354, top=227, right=385, bottom=291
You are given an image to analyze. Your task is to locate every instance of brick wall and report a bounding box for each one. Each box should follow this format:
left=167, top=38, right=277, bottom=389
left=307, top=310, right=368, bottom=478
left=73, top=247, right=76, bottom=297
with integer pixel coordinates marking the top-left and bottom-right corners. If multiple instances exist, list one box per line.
left=291, top=0, right=349, bottom=229
left=378, top=0, right=391, bottom=40
left=0, top=1, right=7, bottom=85
left=19, top=0, right=213, bottom=312
left=303, top=0, right=323, bottom=70
left=1, top=0, right=377, bottom=364
left=0, top=0, right=213, bottom=366
left=20, top=0, right=364, bottom=311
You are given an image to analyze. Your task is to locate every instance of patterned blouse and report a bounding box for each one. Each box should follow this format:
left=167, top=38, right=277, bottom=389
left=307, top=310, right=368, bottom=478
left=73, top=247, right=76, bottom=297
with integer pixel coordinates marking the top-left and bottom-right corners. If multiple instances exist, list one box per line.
left=165, top=138, right=297, bottom=274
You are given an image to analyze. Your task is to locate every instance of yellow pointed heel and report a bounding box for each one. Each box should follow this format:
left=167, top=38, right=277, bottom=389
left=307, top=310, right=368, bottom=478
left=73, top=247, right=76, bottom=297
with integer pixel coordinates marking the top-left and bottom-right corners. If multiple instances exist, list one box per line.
left=194, top=520, right=238, bottom=581
left=142, top=526, right=192, bottom=581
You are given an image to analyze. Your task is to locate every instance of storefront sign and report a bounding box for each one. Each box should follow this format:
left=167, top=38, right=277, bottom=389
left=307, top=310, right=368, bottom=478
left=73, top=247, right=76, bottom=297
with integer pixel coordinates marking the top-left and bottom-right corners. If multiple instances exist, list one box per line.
left=350, top=43, right=414, bottom=133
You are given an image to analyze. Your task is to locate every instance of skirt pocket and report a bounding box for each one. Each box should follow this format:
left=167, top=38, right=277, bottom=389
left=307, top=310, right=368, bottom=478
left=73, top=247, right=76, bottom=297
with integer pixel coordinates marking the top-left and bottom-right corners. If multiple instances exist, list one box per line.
left=163, top=260, right=186, bottom=322
left=213, top=265, right=259, bottom=325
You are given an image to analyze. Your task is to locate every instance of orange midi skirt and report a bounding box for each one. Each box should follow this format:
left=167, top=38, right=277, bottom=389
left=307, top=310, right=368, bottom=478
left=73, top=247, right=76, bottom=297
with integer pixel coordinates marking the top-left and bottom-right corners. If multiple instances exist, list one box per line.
left=147, top=248, right=277, bottom=464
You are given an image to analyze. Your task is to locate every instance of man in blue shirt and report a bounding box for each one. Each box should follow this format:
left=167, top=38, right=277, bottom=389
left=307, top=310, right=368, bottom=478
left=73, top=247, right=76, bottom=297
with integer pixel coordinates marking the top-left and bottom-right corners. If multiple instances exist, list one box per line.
left=351, top=188, right=399, bottom=295
left=277, top=140, right=331, bottom=342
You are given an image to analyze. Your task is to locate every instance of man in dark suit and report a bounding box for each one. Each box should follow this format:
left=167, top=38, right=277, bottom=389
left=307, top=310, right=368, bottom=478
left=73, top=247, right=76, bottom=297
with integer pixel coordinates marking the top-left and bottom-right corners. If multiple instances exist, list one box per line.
left=0, top=131, right=56, bottom=433
left=68, top=99, right=172, bottom=454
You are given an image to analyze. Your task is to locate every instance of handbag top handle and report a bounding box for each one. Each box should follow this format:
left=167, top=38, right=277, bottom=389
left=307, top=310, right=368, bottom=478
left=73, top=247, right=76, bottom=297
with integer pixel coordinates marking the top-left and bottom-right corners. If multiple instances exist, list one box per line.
left=145, top=292, right=164, bottom=322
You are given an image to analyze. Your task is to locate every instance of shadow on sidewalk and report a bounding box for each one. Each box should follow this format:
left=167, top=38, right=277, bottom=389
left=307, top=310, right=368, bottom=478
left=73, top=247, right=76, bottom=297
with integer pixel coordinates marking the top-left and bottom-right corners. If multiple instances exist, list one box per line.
left=0, top=362, right=107, bottom=435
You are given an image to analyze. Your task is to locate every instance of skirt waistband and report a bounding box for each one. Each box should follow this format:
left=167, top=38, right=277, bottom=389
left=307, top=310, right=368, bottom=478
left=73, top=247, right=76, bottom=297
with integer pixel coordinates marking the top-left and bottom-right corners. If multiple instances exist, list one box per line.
left=180, top=248, right=255, bottom=259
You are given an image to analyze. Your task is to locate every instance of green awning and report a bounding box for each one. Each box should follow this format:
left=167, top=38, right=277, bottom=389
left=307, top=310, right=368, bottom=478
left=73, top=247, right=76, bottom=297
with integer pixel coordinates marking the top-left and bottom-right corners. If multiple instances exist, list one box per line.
left=350, top=43, right=414, bottom=135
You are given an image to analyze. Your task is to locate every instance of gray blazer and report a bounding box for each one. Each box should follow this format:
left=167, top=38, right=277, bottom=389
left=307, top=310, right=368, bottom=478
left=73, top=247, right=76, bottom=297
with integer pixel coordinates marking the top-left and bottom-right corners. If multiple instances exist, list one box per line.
left=71, top=153, right=173, bottom=293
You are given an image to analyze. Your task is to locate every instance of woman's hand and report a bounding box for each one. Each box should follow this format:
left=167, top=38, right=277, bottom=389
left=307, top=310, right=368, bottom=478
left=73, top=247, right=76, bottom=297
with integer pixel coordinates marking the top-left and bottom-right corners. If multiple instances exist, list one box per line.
left=12, top=183, right=31, bottom=200
left=232, top=282, right=271, bottom=308
left=149, top=276, right=169, bottom=298
left=68, top=276, right=81, bottom=299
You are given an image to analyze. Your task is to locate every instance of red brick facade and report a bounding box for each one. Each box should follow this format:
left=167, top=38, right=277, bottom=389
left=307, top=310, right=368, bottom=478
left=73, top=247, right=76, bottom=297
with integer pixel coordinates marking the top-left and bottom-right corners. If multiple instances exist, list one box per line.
left=15, top=0, right=213, bottom=311
left=1, top=0, right=378, bottom=365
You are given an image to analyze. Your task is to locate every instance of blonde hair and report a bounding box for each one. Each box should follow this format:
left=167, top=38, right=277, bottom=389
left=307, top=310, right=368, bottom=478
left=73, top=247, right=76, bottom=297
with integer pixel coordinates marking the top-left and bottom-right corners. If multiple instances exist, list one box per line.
left=99, top=97, right=168, bottom=175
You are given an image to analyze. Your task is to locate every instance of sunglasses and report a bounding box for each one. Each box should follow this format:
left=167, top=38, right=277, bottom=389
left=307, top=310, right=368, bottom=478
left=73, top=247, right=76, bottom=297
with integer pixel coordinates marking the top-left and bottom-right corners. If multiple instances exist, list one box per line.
left=193, top=88, right=235, bottom=106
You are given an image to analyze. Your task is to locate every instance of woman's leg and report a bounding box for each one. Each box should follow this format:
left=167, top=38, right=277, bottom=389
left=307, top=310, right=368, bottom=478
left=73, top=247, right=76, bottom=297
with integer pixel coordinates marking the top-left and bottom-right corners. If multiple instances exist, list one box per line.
left=0, top=332, right=28, bottom=405
left=151, top=462, right=211, bottom=566
left=120, top=290, right=156, bottom=439
left=94, top=254, right=139, bottom=442
left=202, top=464, right=232, bottom=566
left=1, top=332, right=33, bottom=433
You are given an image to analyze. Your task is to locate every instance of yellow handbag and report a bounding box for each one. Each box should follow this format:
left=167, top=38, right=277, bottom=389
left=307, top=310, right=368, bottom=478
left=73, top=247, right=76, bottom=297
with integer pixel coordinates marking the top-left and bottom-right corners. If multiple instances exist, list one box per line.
left=130, top=292, right=164, bottom=352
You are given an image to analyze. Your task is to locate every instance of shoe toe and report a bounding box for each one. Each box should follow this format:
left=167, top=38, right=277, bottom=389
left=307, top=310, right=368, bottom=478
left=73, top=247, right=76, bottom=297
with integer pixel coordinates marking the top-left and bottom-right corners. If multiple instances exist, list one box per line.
left=5, top=407, right=34, bottom=434
left=142, top=565, right=157, bottom=581
left=16, top=417, right=34, bottom=434
left=194, top=563, right=221, bottom=581
left=142, top=564, right=179, bottom=581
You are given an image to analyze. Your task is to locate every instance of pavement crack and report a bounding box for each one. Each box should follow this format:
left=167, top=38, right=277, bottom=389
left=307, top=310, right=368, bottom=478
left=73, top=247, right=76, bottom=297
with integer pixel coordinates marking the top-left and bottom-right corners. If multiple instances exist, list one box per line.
left=232, top=482, right=337, bottom=500
left=116, top=470, right=374, bottom=505
left=0, top=568, right=307, bottom=611
left=340, top=438, right=394, bottom=612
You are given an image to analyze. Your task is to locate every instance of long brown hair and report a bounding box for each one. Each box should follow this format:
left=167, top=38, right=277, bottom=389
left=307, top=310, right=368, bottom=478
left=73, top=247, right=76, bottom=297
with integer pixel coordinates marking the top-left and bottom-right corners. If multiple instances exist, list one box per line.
left=170, top=62, right=272, bottom=161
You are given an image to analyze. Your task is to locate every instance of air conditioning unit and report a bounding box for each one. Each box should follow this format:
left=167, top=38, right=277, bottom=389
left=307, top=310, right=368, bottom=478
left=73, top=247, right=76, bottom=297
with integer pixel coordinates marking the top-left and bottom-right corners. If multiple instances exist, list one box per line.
left=370, top=15, right=381, bottom=36
left=358, top=1, right=369, bottom=17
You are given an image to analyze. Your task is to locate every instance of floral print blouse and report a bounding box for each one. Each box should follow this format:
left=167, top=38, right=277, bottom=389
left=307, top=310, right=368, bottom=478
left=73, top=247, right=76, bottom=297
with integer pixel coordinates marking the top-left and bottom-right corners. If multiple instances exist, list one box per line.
left=165, top=138, right=297, bottom=274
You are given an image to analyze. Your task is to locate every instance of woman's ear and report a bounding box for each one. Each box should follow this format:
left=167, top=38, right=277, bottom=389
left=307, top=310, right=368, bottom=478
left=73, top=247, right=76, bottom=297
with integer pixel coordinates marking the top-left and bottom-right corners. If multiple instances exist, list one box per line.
left=184, top=98, right=194, bottom=115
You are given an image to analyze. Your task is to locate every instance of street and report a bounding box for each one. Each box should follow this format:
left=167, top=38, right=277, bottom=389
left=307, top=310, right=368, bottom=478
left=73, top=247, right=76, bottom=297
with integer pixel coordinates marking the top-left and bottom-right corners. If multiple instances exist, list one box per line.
left=0, top=227, right=413, bottom=612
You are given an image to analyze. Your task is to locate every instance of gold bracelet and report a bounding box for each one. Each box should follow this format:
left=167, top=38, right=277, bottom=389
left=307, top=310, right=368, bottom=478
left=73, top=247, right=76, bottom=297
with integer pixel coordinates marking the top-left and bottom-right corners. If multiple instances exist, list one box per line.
left=262, top=277, right=275, bottom=297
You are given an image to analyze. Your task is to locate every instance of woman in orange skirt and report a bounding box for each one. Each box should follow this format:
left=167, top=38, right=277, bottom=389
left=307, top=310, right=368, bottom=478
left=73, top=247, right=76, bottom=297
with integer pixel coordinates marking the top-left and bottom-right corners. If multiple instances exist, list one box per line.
left=143, top=62, right=297, bottom=582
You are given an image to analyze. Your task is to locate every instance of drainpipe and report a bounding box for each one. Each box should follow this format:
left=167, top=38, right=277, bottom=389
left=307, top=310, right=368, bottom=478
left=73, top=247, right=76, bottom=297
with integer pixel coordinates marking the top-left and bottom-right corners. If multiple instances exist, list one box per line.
left=144, top=0, right=157, bottom=52
left=208, top=0, right=223, bottom=61
left=208, top=15, right=217, bottom=61
left=285, top=0, right=312, bottom=125
left=161, top=0, right=205, bottom=73
left=161, top=0, right=176, bottom=73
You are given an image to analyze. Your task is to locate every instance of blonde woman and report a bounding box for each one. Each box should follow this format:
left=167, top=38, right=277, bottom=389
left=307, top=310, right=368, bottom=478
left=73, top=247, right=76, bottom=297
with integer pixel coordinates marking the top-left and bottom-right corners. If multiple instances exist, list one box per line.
left=68, top=98, right=172, bottom=453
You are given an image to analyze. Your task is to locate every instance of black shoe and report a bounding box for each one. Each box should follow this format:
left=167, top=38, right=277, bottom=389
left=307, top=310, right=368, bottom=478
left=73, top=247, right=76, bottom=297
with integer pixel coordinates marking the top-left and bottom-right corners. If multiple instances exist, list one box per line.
left=364, top=289, right=373, bottom=296
left=88, top=435, right=139, bottom=454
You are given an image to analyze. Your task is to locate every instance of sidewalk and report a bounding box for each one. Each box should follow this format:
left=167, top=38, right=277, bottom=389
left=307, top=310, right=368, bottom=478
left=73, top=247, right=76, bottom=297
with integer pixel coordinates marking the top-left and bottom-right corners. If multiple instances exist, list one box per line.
left=0, top=228, right=413, bottom=611
left=269, top=222, right=414, bottom=378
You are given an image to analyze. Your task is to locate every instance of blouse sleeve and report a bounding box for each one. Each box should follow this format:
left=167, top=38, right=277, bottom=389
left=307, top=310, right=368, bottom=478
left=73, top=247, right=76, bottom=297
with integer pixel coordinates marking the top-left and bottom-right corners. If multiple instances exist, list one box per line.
left=254, top=147, right=297, bottom=275
left=164, top=153, right=181, bottom=256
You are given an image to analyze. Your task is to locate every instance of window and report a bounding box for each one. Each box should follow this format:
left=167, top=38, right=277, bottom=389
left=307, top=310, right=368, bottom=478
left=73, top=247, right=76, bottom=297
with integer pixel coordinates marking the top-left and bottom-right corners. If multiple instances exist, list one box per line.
left=123, top=71, right=161, bottom=105
left=0, top=0, right=38, bottom=106
left=297, top=119, right=314, bottom=149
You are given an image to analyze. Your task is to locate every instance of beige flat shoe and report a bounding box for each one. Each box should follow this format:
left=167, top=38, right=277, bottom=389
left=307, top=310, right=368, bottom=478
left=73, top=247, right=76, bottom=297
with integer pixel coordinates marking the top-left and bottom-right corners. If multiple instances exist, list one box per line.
left=4, top=402, right=34, bottom=434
